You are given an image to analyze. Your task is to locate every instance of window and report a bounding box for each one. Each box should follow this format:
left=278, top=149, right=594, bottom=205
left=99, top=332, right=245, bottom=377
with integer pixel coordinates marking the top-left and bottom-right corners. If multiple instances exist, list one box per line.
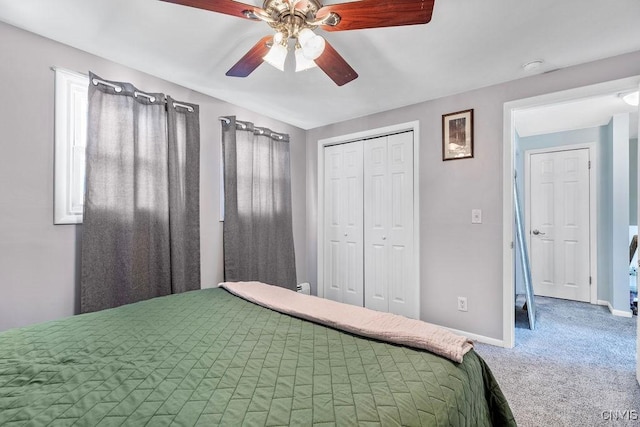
left=54, top=67, right=88, bottom=224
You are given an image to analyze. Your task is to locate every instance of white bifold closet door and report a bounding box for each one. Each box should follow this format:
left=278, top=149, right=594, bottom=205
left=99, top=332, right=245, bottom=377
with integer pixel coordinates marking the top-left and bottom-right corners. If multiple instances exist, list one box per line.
left=364, top=132, right=415, bottom=318
left=323, top=141, right=364, bottom=306
left=322, top=131, right=416, bottom=319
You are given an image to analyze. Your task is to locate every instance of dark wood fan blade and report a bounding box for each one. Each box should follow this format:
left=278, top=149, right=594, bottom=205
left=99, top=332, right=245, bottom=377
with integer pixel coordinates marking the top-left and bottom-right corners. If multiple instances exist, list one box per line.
left=315, top=41, right=358, bottom=86
left=226, top=36, right=272, bottom=77
left=294, top=0, right=311, bottom=10
left=317, top=0, right=435, bottom=32
left=159, top=0, right=260, bottom=20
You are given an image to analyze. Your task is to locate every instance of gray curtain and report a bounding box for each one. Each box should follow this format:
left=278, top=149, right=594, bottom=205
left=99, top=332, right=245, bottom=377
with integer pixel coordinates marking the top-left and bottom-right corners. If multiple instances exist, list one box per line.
left=80, top=73, right=200, bottom=313
left=222, top=116, right=297, bottom=290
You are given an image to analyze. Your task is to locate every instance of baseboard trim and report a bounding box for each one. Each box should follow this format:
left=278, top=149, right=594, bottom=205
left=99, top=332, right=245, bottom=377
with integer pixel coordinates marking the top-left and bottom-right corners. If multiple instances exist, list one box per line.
left=597, top=300, right=632, bottom=318
left=443, top=326, right=506, bottom=348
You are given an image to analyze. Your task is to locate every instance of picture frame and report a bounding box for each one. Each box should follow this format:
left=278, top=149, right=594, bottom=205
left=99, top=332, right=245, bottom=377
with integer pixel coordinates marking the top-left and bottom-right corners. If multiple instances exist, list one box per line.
left=442, top=109, right=474, bottom=161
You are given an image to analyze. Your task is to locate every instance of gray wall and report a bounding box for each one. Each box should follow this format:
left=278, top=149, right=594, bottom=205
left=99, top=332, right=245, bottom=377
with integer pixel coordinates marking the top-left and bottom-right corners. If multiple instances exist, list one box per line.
left=306, top=51, right=640, bottom=341
left=514, top=126, right=613, bottom=303
left=0, top=21, right=307, bottom=331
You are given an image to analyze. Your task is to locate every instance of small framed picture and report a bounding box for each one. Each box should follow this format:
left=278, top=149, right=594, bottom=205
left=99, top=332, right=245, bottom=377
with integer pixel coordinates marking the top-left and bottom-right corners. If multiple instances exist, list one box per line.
left=442, top=109, right=474, bottom=161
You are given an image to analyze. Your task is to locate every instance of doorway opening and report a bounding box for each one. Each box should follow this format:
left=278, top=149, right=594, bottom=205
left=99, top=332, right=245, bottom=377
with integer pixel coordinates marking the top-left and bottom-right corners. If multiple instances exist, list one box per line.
left=502, top=76, right=640, bottom=348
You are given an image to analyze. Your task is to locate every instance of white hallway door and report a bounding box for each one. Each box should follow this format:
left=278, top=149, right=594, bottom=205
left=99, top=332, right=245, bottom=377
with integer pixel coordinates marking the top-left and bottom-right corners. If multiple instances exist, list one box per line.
left=323, top=131, right=416, bottom=318
left=527, top=148, right=591, bottom=302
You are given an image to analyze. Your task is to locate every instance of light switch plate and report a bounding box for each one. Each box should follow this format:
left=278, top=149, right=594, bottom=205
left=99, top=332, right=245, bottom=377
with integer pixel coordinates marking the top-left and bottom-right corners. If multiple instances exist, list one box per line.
left=471, top=209, right=482, bottom=224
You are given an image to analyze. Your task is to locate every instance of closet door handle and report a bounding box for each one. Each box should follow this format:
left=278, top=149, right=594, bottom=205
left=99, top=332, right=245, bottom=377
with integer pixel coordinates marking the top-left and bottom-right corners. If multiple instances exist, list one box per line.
left=382, top=236, right=387, bottom=240
left=344, top=233, right=348, bottom=237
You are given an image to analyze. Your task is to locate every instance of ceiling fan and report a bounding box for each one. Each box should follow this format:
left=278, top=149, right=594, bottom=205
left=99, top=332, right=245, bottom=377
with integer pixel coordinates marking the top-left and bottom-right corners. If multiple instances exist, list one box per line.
left=160, top=0, right=435, bottom=86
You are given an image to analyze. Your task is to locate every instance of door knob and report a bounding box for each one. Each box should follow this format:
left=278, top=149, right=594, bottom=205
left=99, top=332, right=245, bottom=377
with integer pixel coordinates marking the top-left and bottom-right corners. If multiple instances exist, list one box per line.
left=532, top=229, right=545, bottom=236
left=344, top=233, right=348, bottom=237
left=382, top=236, right=387, bottom=240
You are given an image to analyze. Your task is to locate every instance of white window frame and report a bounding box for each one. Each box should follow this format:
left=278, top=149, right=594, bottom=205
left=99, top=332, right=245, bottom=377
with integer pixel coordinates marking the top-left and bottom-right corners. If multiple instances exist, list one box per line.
left=220, top=136, right=225, bottom=222
left=54, top=67, right=88, bottom=224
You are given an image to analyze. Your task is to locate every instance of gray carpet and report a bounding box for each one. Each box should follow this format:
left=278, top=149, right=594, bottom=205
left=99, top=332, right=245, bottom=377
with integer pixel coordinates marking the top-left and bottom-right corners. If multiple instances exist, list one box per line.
left=475, top=296, right=639, bottom=427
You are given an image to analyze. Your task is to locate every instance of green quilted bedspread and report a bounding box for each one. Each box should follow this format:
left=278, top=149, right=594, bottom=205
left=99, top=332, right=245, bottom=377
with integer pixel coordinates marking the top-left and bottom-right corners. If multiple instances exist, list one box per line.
left=0, top=288, right=515, bottom=426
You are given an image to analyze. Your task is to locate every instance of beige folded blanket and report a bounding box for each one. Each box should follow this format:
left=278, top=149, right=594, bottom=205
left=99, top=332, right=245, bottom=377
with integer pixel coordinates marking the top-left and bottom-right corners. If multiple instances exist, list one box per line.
left=220, top=281, right=473, bottom=363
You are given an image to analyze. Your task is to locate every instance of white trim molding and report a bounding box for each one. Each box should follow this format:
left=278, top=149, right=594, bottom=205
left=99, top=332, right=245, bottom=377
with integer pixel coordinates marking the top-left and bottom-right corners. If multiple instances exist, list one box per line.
left=597, top=300, right=633, bottom=318
left=54, top=67, right=88, bottom=224
left=443, top=326, right=506, bottom=348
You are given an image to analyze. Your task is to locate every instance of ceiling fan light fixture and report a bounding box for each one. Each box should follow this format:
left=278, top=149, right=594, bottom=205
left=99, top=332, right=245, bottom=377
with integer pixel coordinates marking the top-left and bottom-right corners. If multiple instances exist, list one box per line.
left=621, top=91, right=639, bottom=107
left=297, top=28, right=314, bottom=45
left=263, top=32, right=288, bottom=71
left=263, top=43, right=287, bottom=71
left=297, top=28, right=325, bottom=60
left=272, top=31, right=285, bottom=45
left=295, top=47, right=317, bottom=72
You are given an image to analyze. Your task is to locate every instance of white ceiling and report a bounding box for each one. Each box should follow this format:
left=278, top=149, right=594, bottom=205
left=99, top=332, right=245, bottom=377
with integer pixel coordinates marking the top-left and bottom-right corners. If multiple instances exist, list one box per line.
left=515, top=94, right=639, bottom=139
left=1, top=0, right=639, bottom=129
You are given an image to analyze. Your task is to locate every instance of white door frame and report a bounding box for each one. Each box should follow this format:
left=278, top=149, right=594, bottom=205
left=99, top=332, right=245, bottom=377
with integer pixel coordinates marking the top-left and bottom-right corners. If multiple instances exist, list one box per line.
left=636, top=81, right=640, bottom=386
left=317, top=121, right=420, bottom=307
left=502, top=75, right=640, bottom=349
left=523, top=144, right=598, bottom=304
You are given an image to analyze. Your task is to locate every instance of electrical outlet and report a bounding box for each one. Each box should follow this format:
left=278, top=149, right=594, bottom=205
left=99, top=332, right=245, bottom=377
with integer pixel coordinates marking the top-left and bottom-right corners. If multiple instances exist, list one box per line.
left=457, top=297, right=468, bottom=312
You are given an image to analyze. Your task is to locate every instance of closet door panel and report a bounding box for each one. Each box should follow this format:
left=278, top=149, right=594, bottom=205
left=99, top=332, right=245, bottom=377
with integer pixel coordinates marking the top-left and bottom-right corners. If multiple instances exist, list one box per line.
left=324, top=145, right=344, bottom=302
left=364, top=136, right=390, bottom=312
left=323, top=130, right=415, bottom=318
left=323, top=142, right=363, bottom=305
left=387, top=132, right=416, bottom=318
left=342, top=141, right=364, bottom=306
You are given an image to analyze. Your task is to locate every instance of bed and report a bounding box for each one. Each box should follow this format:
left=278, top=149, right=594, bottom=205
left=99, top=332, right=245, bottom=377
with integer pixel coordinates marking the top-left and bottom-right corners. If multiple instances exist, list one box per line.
left=0, top=282, right=515, bottom=426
